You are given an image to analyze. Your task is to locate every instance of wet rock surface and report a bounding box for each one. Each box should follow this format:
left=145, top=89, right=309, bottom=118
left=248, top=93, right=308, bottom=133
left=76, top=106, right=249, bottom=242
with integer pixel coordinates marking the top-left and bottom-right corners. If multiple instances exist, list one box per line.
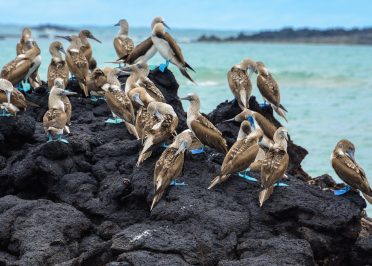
left=0, top=68, right=370, bottom=265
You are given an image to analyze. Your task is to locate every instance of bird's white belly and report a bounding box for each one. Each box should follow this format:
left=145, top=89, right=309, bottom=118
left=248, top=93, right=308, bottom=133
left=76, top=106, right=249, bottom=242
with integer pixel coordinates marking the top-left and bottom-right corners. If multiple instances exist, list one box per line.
left=151, top=36, right=175, bottom=62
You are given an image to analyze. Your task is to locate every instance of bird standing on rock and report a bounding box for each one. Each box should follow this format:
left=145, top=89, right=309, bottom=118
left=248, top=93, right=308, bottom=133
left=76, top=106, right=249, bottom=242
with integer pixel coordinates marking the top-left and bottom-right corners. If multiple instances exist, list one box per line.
left=47, top=41, right=69, bottom=89
left=209, top=121, right=262, bottom=190
left=87, top=68, right=107, bottom=100
left=0, top=79, right=24, bottom=116
left=256, top=61, right=288, bottom=122
left=137, top=101, right=178, bottom=166
left=259, top=127, right=289, bottom=207
left=151, top=129, right=194, bottom=211
left=151, top=18, right=195, bottom=82
left=113, top=19, right=134, bottom=63
left=227, top=58, right=257, bottom=110
left=43, top=78, right=77, bottom=143
left=180, top=93, right=228, bottom=154
left=331, top=139, right=372, bottom=203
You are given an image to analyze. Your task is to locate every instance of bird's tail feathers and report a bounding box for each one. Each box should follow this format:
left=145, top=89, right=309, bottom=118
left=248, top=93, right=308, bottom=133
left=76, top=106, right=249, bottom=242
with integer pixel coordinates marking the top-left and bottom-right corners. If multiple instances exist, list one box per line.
left=259, top=186, right=274, bottom=207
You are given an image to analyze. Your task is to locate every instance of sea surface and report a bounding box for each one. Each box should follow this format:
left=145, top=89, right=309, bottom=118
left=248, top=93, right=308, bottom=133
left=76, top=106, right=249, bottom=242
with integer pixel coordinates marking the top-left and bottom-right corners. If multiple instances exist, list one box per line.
left=1, top=26, right=372, bottom=212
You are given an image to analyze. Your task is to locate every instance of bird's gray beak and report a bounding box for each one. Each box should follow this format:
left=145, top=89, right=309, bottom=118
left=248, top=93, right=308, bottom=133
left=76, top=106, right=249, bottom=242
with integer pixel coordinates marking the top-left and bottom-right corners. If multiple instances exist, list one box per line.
left=59, top=47, right=66, bottom=55
left=154, top=110, right=164, bottom=120
left=132, top=94, right=144, bottom=106
left=60, top=90, right=77, bottom=96
left=90, top=35, right=102, bottom=43
left=121, top=65, right=132, bottom=72
left=175, top=140, right=187, bottom=156
left=5, top=91, right=11, bottom=104
left=346, top=149, right=355, bottom=160
left=223, top=118, right=235, bottom=123
left=162, top=21, right=171, bottom=30
left=117, top=70, right=131, bottom=76
left=179, top=96, right=190, bottom=101
left=114, top=22, right=120, bottom=26
left=56, top=35, right=72, bottom=42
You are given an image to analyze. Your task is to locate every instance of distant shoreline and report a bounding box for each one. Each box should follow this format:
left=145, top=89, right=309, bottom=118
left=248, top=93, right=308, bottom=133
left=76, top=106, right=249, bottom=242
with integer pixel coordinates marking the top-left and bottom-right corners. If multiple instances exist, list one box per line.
left=196, top=27, right=372, bottom=45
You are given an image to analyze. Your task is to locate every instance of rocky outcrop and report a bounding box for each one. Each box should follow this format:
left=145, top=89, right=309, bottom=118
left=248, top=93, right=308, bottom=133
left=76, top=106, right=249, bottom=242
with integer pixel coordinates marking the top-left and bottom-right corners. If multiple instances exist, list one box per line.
left=0, top=68, right=369, bottom=265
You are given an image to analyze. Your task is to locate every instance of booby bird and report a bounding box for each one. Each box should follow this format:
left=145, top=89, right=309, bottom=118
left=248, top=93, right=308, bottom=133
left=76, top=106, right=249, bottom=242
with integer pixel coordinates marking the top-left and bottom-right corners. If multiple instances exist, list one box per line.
left=58, top=30, right=101, bottom=71
left=87, top=68, right=107, bottom=100
left=16, top=27, right=32, bottom=55
left=259, top=127, right=289, bottom=207
left=113, top=19, right=134, bottom=62
left=208, top=121, right=262, bottom=190
left=151, top=19, right=195, bottom=82
left=331, top=139, right=372, bottom=203
left=151, top=129, right=194, bottom=210
left=0, top=79, right=20, bottom=116
left=43, top=78, right=77, bottom=143
left=1, top=40, right=41, bottom=88
left=118, top=17, right=166, bottom=65
left=180, top=93, right=228, bottom=154
left=227, top=58, right=257, bottom=110
left=256, top=61, right=288, bottom=122
left=123, top=63, right=165, bottom=102
left=137, top=101, right=178, bottom=166
left=64, top=36, right=90, bottom=97
left=47, top=41, right=69, bottom=89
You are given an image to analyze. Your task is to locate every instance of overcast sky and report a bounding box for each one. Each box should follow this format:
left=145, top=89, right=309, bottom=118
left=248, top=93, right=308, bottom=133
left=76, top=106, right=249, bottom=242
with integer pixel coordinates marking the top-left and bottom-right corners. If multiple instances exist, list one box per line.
left=1, top=0, right=371, bottom=30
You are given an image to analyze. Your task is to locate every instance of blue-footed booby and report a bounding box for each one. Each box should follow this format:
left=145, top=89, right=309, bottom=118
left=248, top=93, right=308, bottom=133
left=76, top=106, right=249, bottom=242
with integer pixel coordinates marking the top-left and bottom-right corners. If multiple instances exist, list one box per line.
left=259, top=127, right=289, bottom=207
left=180, top=93, right=228, bottom=154
left=43, top=78, right=77, bottom=143
left=151, top=129, right=194, bottom=210
left=227, top=58, right=257, bottom=110
left=331, top=139, right=372, bottom=203
left=47, top=41, right=69, bottom=89
left=137, top=101, right=178, bottom=166
left=16, top=27, right=32, bottom=55
left=113, top=19, right=134, bottom=62
left=118, top=17, right=167, bottom=65
left=87, top=68, right=107, bottom=101
left=208, top=120, right=262, bottom=190
left=0, top=79, right=21, bottom=116
left=256, top=61, right=288, bottom=122
left=151, top=19, right=195, bottom=82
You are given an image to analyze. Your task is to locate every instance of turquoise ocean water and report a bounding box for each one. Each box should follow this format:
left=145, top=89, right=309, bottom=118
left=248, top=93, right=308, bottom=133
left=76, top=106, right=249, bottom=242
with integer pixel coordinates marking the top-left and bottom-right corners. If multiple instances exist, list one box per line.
left=1, top=26, right=372, bottom=211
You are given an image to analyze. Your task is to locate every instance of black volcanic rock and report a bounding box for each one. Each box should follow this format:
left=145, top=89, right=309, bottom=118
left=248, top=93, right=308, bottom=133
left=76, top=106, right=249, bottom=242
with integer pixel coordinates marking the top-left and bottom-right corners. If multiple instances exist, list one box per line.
left=0, top=69, right=370, bottom=265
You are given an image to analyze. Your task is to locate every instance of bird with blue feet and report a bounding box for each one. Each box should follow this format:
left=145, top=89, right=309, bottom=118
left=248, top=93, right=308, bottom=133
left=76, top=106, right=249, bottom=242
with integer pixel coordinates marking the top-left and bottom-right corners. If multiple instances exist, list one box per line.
left=151, top=129, right=194, bottom=211
left=259, top=127, right=289, bottom=207
left=43, top=78, right=77, bottom=143
left=209, top=120, right=263, bottom=190
left=331, top=139, right=372, bottom=203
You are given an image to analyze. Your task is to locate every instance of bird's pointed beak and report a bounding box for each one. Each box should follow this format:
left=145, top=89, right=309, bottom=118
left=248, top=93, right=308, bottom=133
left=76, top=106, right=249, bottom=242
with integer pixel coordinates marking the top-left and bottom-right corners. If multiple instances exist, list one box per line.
left=223, top=118, right=235, bottom=123
left=56, top=35, right=72, bottom=42
left=59, top=47, right=66, bottom=55
left=162, top=21, right=171, bottom=30
left=117, top=70, right=131, bottom=76
left=60, top=90, right=77, bottom=96
left=5, top=91, right=11, bottom=104
left=114, top=22, right=120, bottom=26
left=175, top=140, right=187, bottom=156
left=346, top=149, right=355, bottom=160
left=132, top=94, right=144, bottom=106
left=154, top=110, right=164, bottom=121
left=121, top=65, right=132, bottom=72
left=179, top=96, right=190, bottom=101
left=90, top=35, right=102, bottom=43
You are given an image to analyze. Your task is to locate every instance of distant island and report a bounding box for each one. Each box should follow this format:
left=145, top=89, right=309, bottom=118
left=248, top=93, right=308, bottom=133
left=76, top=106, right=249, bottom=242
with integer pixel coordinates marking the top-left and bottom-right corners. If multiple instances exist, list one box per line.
left=196, top=27, right=372, bottom=45
left=30, top=24, right=77, bottom=32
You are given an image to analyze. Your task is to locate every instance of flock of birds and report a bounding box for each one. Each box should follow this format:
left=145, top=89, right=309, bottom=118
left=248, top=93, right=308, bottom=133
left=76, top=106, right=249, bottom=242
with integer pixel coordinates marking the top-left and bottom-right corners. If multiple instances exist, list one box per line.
left=0, top=16, right=371, bottom=211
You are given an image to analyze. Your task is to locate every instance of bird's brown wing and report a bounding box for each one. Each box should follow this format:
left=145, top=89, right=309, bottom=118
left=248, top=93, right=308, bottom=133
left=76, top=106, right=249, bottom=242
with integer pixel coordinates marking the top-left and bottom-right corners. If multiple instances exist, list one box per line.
left=221, top=138, right=259, bottom=175
left=114, top=37, right=134, bottom=59
left=43, top=109, right=68, bottom=131
left=105, top=89, right=135, bottom=124
left=47, top=61, right=69, bottom=89
left=257, top=74, right=280, bottom=107
left=261, top=149, right=289, bottom=188
left=67, top=51, right=89, bottom=81
left=253, top=112, right=277, bottom=140
left=162, top=32, right=186, bottom=65
left=124, top=37, right=153, bottom=63
left=12, top=89, right=27, bottom=109
left=139, top=78, right=165, bottom=102
left=191, top=115, right=227, bottom=153
left=1, top=57, right=31, bottom=84
left=332, top=154, right=372, bottom=194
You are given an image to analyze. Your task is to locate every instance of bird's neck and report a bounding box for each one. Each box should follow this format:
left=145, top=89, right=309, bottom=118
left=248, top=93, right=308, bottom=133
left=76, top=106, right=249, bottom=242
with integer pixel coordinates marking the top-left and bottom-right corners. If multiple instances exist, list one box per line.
left=273, top=137, right=287, bottom=152
left=188, top=100, right=200, bottom=117
left=119, top=27, right=128, bottom=36
left=50, top=49, right=63, bottom=63
left=48, top=95, right=65, bottom=111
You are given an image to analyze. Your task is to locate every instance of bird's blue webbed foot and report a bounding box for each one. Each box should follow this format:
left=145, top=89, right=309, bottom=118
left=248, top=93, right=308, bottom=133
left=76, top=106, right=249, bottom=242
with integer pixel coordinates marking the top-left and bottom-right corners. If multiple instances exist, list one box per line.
left=274, top=181, right=289, bottom=187
left=47, top=133, right=53, bottom=142
left=170, top=179, right=187, bottom=186
left=238, top=168, right=258, bottom=182
left=57, top=134, right=69, bottom=144
left=161, top=142, right=169, bottom=149
left=191, top=146, right=205, bottom=154
left=69, top=75, right=77, bottom=81
left=105, top=117, right=123, bottom=124
left=17, top=81, right=31, bottom=93
left=334, top=185, right=351, bottom=196
left=0, top=109, right=12, bottom=117
left=90, top=95, right=105, bottom=102
left=159, top=60, right=170, bottom=72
